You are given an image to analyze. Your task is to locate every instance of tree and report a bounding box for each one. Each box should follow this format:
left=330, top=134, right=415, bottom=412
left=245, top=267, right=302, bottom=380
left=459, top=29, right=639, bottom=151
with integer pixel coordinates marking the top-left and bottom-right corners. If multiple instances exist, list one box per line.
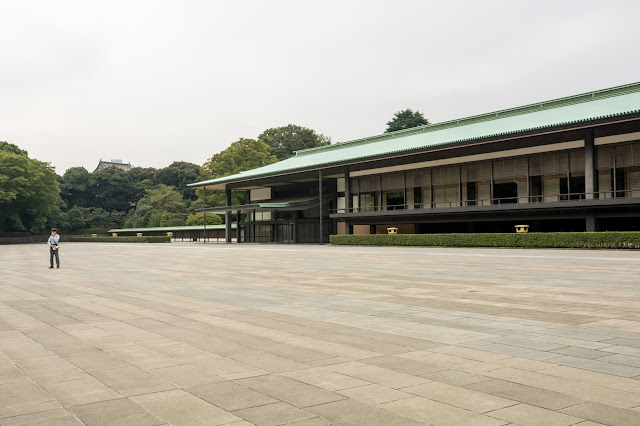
left=185, top=212, right=222, bottom=226
left=60, top=167, right=91, bottom=207
left=199, top=138, right=278, bottom=208
left=385, top=109, right=430, bottom=133
left=128, top=167, right=157, bottom=184
left=0, top=142, right=60, bottom=232
left=58, top=206, right=123, bottom=231
left=202, top=138, right=277, bottom=179
left=46, top=198, right=70, bottom=231
left=156, top=161, right=201, bottom=200
left=88, top=167, right=136, bottom=211
left=109, top=210, right=127, bottom=227
left=67, top=206, right=88, bottom=230
left=124, top=185, right=188, bottom=228
left=258, top=124, right=331, bottom=161
left=0, top=141, right=28, bottom=156
left=128, top=167, right=158, bottom=201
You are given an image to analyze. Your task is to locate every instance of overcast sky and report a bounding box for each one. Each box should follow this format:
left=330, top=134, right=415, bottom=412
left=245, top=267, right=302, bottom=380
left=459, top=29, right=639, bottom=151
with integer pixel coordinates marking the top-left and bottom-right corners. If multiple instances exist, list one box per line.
left=2, top=1, right=640, bottom=174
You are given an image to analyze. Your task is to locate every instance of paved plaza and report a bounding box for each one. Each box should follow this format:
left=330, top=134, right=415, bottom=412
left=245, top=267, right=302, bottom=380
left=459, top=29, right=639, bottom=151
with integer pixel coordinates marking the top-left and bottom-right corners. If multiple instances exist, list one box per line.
left=2, top=243, right=640, bottom=425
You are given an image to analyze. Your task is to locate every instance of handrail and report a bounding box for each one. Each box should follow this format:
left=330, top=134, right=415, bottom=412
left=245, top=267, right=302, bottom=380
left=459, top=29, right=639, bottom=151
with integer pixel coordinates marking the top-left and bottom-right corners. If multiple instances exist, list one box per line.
left=330, top=190, right=640, bottom=214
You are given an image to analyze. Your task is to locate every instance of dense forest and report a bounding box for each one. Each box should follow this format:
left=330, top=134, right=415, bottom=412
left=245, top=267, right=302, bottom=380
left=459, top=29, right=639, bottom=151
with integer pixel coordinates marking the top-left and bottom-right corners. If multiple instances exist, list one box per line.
left=1, top=111, right=428, bottom=234
left=0, top=124, right=333, bottom=234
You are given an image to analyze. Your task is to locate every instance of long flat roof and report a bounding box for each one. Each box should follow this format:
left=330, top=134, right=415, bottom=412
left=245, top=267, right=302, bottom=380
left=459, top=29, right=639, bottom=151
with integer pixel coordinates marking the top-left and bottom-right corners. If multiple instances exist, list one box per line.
left=189, top=81, right=640, bottom=188
left=108, top=225, right=236, bottom=233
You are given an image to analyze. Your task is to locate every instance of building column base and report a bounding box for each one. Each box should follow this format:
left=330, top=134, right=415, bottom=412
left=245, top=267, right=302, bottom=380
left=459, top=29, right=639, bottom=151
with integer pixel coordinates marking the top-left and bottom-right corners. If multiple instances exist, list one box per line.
left=586, top=213, right=599, bottom=232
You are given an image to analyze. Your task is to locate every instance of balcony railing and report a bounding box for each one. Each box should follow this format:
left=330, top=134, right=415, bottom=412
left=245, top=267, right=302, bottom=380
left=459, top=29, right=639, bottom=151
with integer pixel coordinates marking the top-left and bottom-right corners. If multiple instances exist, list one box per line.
left=330, top=190, right=640, bottom=214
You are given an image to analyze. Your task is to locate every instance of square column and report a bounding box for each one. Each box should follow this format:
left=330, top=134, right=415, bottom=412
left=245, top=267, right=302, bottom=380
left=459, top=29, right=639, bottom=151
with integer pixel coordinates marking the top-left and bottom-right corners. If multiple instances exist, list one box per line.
left=586, top=211, right=599, bottom=232
left=344, top=167, right=352, bottom=234
left=585, top=130, right=596, bottom=199
left=225, top=188, right=232, bottom=243
left=236, top=210, right=242, bottom=243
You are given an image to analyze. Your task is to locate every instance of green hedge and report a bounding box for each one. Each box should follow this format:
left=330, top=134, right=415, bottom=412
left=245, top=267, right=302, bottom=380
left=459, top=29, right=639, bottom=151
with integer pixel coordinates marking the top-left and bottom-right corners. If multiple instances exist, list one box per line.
left=329, top=232, right=640, bottom=249
left=67, top=236, right=171, bottom=243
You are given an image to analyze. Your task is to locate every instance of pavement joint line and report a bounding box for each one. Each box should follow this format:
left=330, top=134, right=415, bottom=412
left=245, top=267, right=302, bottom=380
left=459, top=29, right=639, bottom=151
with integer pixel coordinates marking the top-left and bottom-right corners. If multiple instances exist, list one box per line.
left=4, top=244, right=640, bottom=424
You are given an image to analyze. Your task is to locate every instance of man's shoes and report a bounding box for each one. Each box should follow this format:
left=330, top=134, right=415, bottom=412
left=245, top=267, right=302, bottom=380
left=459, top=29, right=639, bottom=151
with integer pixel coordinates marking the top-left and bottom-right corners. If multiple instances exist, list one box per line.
left=49, top=266, right=54, bottom=269
left=57, top=266, right=60, bottom=269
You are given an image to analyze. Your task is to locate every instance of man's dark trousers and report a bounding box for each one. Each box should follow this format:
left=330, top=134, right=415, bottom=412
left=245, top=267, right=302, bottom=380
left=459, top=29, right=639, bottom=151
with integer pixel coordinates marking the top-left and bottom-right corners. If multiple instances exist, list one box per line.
left=50, top=247, right=60, bottom=268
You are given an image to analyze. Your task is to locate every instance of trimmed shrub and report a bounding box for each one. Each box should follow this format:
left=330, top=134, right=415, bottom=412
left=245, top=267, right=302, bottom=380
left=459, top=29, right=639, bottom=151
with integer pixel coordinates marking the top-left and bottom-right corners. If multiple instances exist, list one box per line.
left=67, top=236, right=171, bottom=243
left=329, top=232, right=640, bottom=249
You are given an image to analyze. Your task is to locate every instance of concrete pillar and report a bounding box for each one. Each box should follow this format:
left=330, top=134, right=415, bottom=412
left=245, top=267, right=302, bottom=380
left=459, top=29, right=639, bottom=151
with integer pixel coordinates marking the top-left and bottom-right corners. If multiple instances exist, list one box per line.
left=585, top=130, right=596, bottom=199
left=586, top=211, right=599, bottom=232
left=203, top=187, right=207, bottom=244
left=225, top=188, right=232, bottom=243
left=273, top=210, right=278, bottom=243
left=293, top=212, right=299, bottom=244
left=245, top=191, right=251, bottom=242
left=253, top=210, right=256, bottom=243
left=319, top=170, right=323, bottom=244
left=236, top=210, right=242, bottom=243
left=344, top=167, right=352, bottom=234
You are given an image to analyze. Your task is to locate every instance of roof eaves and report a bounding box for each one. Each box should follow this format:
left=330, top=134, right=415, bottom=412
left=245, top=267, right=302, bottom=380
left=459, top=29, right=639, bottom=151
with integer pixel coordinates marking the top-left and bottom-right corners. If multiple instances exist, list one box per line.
left=188, top=107, right=640, bottom=188
left=293, top=81, right=640, bottom=157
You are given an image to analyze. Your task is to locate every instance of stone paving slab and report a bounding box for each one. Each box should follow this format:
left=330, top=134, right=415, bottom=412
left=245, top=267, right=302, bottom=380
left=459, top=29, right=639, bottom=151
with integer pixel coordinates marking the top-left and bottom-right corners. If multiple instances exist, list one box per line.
left=3, top=243, right=640, bottom=425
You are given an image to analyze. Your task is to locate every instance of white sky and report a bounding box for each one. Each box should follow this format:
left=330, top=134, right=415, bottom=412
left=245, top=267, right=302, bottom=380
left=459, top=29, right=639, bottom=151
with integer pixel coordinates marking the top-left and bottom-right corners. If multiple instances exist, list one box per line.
left=2, top=0, right=640, bottom=174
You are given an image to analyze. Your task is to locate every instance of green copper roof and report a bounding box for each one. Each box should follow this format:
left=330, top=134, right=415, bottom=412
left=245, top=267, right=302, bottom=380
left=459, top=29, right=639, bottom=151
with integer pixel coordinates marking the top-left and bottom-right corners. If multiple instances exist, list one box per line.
left=189, top=81, right=640, bottom=188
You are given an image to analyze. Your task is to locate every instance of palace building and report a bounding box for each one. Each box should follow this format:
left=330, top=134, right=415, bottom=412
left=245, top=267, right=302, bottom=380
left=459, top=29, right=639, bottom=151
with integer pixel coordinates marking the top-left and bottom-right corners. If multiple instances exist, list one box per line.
left=94, top=159, right=132, bottom=172
left=188, top=82, right=640, bottom=243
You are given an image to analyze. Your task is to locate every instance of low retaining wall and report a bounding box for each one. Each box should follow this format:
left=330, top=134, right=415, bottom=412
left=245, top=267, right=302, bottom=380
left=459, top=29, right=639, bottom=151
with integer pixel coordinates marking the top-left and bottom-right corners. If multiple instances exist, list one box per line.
left=67, top=236, right=171, bottom=243
left=0, top=235, right=50, bottom=245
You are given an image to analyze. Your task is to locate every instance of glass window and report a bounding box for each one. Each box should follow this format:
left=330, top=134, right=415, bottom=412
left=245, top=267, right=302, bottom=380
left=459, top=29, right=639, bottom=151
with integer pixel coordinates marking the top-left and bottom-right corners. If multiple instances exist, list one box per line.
left=569, top=150, right=585, bottom=199
left=422, top=188, right=432, bottom=208
left=599, top=171, right=612, bottom=199
left=493, top=182, right=518, bottom=204
left=433, top=186, right=459, bottom=208
left=615, top=167, right=626, bottom=197
left=629, top=168, right=640, bottom=197
left=384, top=191, right=405, bottom=210
left=461, top=162, right=491, bottom=206
left=543, top=178, right=561, bottom=202
left=477, top=183, right=491, bottom=206
left=413, top=187, right=422, bottom=208
left=530, top=176, right=542, bottom=203
left=570, top=176, right=585, bottom=199
left=360, top=194, right=377, bottom=212
left=517, top=181, right=529, bottom=204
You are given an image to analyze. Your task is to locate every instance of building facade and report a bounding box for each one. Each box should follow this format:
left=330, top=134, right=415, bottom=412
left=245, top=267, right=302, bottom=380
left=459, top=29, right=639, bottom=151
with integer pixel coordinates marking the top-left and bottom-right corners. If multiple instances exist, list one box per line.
left=189, top=82, right=640, bottom=243
left=94, top=159, right=132, bottom=172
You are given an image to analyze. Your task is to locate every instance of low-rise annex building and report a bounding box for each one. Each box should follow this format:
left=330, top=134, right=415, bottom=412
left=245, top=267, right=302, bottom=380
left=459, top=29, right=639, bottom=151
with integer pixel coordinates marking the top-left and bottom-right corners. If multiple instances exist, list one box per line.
left=188, top=82, right=640, bottom=243
left=107, top=225, right=237, bottom=241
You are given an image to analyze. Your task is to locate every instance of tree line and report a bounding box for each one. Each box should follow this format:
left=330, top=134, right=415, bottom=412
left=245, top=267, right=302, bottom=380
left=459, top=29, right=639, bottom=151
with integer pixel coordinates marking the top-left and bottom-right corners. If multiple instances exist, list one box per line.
left=0, top=111, right=427, bottom=234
